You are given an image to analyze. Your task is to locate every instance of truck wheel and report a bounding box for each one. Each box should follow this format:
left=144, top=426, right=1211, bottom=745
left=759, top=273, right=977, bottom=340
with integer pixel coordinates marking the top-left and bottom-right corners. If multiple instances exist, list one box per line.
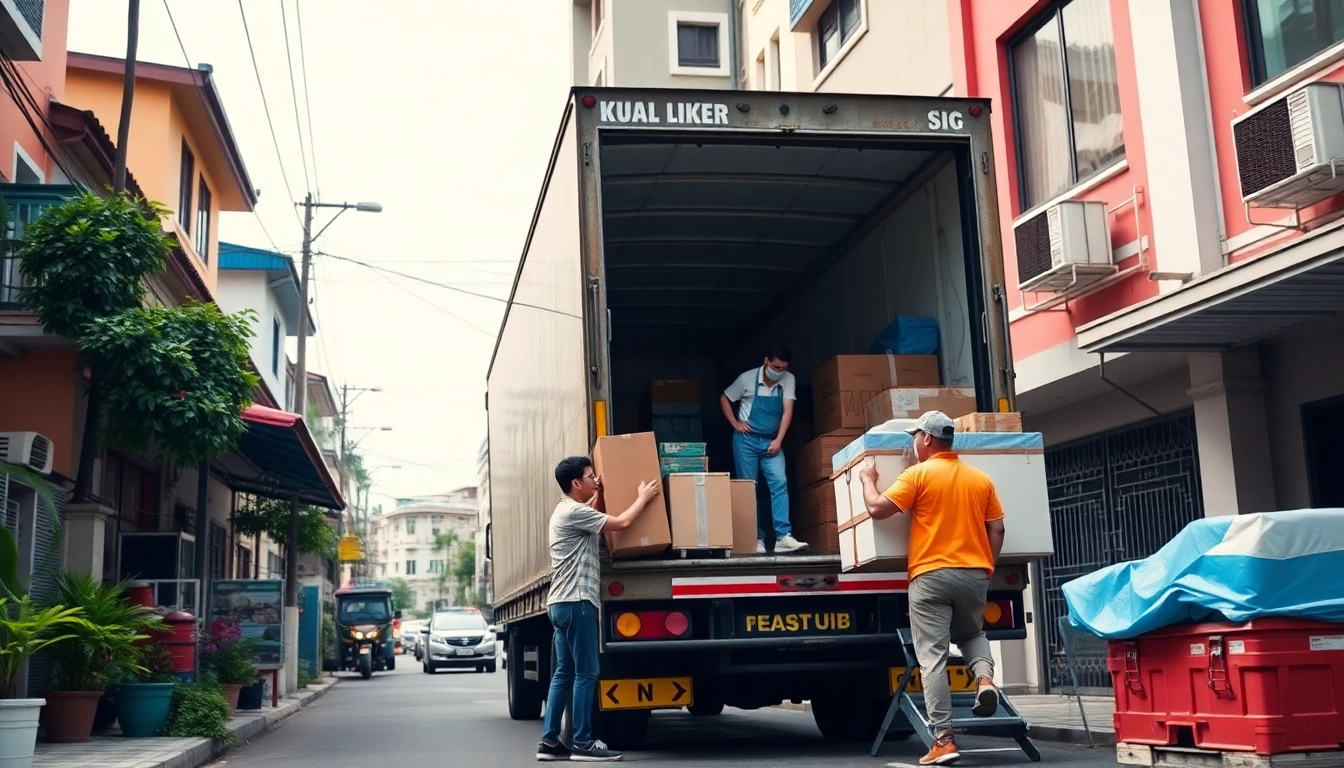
left=507, top=631, right=543, bottom=720
left=687, top=701, right=724, bottom=716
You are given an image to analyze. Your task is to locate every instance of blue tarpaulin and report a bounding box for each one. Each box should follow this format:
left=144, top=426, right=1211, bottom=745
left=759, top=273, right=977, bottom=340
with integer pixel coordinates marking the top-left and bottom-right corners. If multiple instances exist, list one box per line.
left=1062, top=508, right=1344, bottom=639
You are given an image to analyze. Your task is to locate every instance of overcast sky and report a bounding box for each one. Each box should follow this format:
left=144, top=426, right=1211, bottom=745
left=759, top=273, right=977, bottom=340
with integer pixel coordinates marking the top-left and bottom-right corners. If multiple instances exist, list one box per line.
left=68, top=0, right=573, bottom=503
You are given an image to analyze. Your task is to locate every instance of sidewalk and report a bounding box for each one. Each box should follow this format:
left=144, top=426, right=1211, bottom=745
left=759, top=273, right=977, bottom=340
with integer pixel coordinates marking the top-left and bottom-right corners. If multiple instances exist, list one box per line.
left=33, top=677, right=338, bottom=768
left=777, top=693, right=1117, bottom=746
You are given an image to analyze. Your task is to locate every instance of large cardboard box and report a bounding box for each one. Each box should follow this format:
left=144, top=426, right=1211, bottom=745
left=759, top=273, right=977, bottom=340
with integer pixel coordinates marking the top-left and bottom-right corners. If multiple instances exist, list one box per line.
left=812, top=355, right=939, bottom=403
left=953, top=412, right=1023, bottom=433
left=794, top=480, right=838, bottom=531
left=651, top=379, right=700, bottom=404
left=864, top=387, right=977, bottom=429
left=816, top=391, right=879, bottom=434
left=729, top=479, right=758, bottom=556
left=665, top=473, right=733, bottom=551
left=592, top=432, right=672, bottom=558
left=795, top=430, right=864, bottom=487
left=826, top=431, right=1055, bottom=572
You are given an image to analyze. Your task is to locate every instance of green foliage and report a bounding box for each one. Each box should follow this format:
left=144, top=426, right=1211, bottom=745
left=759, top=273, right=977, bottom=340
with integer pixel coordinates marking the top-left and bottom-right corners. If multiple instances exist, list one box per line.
left=0, top=597, right=85, bottom=698
left=388, top=578, right=415, bottom=617
left=453, top=541, right=477, bottom=607
left=321, top=611, right=336, bottom=666
left=132, top=642, right=179, bottom=683
left=41, top=573, right=163, bottom=692
left=233, top=497, right=337, bottom=556
left=199, top=618, right=257, bottom=687
left=79, top=300, right=259, bottom=465
left=14, top=191, right=171, bottom=339
left=297, top=665, right=316, bottom=689
left=162, top=682, right=233, bottom=743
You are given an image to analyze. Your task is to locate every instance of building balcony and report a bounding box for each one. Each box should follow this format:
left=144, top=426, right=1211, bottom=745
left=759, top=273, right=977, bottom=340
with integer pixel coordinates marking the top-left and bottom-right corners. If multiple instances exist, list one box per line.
left=0, top=0, right=42, bottom=61
left=1, top=183, right=80, bottom=312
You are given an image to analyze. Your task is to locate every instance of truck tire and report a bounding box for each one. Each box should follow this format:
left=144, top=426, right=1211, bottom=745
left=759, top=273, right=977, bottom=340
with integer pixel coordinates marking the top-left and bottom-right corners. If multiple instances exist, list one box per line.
left=507, top=631, right=543, bottom=720
left=811, top=695, right=913, bottom=743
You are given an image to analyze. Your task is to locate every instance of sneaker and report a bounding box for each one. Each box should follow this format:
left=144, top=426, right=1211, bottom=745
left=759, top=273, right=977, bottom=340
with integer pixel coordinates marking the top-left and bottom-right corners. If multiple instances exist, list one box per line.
left=774, top=534, right=808, bottom=553
left=918, top=736, right=961, bottom=765
left=570, top=739, right=623, bottom=762
left=756, top=539, right=766, bottom=554
left=972, top=677, right=999, bottom=718
left=535, top=740, right=571, bottom=761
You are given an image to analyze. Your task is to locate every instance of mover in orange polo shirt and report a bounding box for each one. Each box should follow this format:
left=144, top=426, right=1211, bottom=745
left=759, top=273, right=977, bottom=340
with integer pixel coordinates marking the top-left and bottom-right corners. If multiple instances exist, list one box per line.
left=859, top=410, right=1006, bottom=767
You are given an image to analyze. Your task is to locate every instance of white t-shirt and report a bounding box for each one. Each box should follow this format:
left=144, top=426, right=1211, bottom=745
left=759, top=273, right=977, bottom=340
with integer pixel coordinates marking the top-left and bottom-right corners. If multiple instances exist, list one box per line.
left=723, top=366, right=796, bottom=423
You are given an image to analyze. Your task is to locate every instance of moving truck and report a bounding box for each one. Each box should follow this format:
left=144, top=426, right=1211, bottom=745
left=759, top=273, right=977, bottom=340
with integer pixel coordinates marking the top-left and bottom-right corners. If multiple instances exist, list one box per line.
left=485, top=87, right=1037, bottom=749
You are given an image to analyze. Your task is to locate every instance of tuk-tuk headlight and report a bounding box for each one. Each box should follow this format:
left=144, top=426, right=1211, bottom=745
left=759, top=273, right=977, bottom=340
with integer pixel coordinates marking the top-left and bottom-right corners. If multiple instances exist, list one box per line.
left=352, top=630, right=364, bottom=639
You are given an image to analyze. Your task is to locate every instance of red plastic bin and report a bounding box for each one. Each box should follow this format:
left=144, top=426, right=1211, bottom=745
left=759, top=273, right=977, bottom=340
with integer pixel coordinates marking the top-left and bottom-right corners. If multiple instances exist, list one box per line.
left=1107, top=617, right=1344, bottom=754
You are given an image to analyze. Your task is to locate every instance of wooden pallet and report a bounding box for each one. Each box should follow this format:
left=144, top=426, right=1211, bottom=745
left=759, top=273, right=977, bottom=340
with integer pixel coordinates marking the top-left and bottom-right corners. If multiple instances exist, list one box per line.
left=1118, top=743, right=1343, bottom=767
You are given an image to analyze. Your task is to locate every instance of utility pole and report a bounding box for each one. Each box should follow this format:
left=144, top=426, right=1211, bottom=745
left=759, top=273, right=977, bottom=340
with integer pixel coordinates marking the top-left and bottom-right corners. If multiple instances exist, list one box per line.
left=292, top=193, right=315, bottom=418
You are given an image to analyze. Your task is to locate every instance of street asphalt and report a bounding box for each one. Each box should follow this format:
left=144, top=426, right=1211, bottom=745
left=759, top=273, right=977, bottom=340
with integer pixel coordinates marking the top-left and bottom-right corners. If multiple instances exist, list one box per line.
left=220, top=665, right=1120, bottom=767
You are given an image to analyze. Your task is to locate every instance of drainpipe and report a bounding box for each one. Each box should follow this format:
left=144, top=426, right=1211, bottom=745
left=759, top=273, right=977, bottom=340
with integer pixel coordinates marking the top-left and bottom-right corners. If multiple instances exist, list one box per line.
left=728, top=0, right=740, bottom=90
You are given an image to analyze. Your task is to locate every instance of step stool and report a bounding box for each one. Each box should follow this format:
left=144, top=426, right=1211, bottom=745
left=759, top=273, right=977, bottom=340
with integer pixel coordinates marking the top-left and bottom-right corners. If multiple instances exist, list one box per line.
left=870, top=628, right=1041, bottom=761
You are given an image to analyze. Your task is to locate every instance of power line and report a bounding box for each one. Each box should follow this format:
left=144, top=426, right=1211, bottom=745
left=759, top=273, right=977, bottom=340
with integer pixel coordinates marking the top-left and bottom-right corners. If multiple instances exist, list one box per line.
left=236, top=0, right=303, bottom=229
left=279, top=0, right=311, bottom=194
left=319, top=251, right=579, bottom=319
left=163, top=0, right=282, bottom=253
left=368, top=266, right=495, bottom=336
left=294, top=0, right=321, bottom=200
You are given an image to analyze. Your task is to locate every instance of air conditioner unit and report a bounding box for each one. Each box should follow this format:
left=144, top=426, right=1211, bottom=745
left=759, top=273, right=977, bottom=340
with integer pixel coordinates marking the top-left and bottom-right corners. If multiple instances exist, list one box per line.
left=1013, top=200, right=1114, bottom=293
left=0, top=432, right=53, bottom=474
left=1232, top=82, right=1344, bottom=208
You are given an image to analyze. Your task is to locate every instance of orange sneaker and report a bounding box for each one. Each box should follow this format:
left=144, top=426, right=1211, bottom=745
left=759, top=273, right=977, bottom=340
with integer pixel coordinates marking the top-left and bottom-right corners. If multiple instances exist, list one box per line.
left=918, top=737, right=961, bottom=765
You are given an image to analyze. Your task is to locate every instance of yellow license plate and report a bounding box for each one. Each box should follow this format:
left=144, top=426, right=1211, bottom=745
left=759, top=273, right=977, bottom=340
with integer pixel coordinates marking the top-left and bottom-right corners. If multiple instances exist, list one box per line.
left=888, top=666, right=977, bottom=694
left=740, top=610, right=856, bottom=636
left=598, top=677, right=693, bottom=711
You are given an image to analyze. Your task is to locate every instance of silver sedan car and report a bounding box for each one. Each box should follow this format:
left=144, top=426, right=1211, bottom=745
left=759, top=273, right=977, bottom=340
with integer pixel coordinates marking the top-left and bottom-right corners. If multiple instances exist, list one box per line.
left=421, top=610, right=499, bottom=673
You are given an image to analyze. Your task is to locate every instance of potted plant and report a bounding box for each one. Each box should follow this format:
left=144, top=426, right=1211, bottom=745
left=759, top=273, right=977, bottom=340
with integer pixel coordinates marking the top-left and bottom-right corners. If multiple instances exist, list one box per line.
left=38, top=573, right=162, bottom=743
left=199, top=618, right=256, bottom=717
left=0, top=596, right=83, bottom=765
left=110, top=641, right=178, bottom=737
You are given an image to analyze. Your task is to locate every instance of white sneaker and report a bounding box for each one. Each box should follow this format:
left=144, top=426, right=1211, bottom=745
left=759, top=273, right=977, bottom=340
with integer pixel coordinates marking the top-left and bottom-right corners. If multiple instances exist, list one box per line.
left=774, top=535, right=808, bottom=553
left=756, top=540, right=766, bottom=554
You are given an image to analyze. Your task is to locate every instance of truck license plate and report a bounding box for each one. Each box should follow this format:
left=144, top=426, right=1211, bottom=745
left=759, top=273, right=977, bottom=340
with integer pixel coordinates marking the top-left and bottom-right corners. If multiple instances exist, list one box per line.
left=889, top=666, right=976, bottom=694
left=739, top=610, right=856, bottom=637
left=454, top=648, right=474, bottom=656
left=598, top=677, right=693, bottom=711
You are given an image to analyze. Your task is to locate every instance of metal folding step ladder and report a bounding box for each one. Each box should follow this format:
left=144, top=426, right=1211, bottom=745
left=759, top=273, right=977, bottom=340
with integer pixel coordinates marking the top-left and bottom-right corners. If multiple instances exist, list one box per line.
left=870, top=628, right=1041, bottom=761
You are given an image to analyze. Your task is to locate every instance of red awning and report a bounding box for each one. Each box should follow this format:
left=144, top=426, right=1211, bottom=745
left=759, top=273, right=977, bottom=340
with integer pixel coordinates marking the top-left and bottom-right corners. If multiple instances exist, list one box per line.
left=211, top=405, right=345, bottom=509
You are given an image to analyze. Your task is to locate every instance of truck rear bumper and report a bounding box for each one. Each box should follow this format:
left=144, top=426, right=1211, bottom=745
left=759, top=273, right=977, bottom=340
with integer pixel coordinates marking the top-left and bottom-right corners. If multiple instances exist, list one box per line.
left=603, top=627, right=1025, bottom=654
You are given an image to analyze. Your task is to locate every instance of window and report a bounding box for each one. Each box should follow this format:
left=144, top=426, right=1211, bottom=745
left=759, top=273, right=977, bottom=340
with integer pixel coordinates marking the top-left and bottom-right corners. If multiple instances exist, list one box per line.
left=272, top=317, right=282, bottom=376
left=678, top=23, right=719, bottom=67
left=1245, top=0, right=1344, bottom=85
left=406, top=559, right=417, bottom=575
left=429, top=559, right=445, bottom=574
left=12, top=144, right=41, bottom=184
left=195, top=178, right=212, bottom=262
left=432, top=524, right=441, bottom=536
left=407, top=518, right=416, bottom=535
left=209, top=522, right=227, bottom=579
left=178, top=142, right=194, bottom=232
left=1010, top=0, right=1124, bottom=210
left=267, top=551, right=284, bottom=578
left=236, top=545, right=252, bottom=579
left=818, top=0, right=862, bottom=69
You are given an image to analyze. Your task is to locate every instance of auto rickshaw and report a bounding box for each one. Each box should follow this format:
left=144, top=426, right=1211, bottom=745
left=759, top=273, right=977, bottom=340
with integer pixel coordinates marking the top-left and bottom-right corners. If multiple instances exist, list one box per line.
left=334, top=583, right=401, bottom=679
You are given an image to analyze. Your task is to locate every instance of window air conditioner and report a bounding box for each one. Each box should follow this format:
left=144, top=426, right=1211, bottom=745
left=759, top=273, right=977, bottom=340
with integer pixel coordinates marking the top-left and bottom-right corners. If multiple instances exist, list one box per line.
left=1232, top=82, right=1344, bottom=208
left=0, top=431, right=53, bottom=474
left=1013, top=200, right=1113, bottom=293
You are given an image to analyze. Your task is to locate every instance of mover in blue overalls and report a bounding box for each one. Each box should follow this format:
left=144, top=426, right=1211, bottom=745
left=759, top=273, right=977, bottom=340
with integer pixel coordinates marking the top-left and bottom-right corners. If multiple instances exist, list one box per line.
left=720, top=345, right=809, bottom=554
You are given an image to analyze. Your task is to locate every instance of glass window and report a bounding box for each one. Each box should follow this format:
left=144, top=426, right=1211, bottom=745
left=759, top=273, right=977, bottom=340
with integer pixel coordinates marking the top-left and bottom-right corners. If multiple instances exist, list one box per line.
left=1011, top=0, right=1125, bottom=209
left=432, top=612, right=487, bottom=631
left=818, top=0, right=862, bottom=69
left=677, top=23, right=720, bottom=67
left=1246, top=0, right=1344, bottom=84
left=195, top=178, right=212, bottom=262
left=178, top=142, right=194, bottom=232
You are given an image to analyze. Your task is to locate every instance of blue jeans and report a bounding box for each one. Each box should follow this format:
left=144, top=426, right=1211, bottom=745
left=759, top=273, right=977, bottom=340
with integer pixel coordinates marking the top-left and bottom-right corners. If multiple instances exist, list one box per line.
left=733, top=432, right=791, bottom=540
left=541, top=601, right=599, bottom=746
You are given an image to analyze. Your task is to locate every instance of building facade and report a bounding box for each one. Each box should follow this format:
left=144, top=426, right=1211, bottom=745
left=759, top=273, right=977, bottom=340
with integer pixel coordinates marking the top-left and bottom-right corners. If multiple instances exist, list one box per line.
left=371, top=487, right=479, bottom=614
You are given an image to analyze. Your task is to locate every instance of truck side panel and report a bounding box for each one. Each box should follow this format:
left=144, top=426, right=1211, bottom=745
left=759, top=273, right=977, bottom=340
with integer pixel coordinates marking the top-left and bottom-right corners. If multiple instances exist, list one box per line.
left=488, top=106, right=590, bottom=620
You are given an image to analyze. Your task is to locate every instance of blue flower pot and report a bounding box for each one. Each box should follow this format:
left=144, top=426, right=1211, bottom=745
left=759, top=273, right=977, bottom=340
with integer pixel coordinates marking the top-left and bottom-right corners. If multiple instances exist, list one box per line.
left=113, top=683, right=175, bottom=737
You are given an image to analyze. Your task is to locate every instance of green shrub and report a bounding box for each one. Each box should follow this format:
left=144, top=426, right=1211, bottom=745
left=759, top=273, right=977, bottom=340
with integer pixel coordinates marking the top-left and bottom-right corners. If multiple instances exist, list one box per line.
left=162, top=682, right=233, bottom=744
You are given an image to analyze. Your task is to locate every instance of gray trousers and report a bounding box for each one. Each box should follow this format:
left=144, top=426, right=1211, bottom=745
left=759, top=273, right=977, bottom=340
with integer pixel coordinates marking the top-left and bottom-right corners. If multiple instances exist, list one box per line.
left=909, top=567, right=994, bottom=734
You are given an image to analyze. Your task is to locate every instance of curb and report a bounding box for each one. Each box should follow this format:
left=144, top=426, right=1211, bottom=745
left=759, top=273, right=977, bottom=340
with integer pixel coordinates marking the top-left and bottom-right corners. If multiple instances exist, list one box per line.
left=771, top=700, right=1117, bottom=747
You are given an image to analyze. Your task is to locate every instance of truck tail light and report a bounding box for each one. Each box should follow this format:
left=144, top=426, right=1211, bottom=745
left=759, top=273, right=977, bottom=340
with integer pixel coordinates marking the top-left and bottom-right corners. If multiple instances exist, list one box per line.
left=983, top=600, right=1015, bottom=629
left=612, top=610, right=691, bottom=640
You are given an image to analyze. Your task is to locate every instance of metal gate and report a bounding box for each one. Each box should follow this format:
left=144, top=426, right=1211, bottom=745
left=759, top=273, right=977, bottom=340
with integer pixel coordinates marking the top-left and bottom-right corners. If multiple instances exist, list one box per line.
left=1038, top=412, right=1204, bottom=693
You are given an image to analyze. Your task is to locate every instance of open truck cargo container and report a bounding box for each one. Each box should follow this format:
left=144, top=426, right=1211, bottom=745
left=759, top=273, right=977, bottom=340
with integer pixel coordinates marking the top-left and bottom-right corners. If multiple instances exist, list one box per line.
left=486, top=87, right=1035, bottom=749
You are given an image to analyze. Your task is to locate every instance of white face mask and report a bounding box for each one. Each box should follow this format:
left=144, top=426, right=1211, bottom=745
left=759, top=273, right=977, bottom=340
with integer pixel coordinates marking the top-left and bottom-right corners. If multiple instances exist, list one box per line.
left=764, top=366, right=784, bottom=382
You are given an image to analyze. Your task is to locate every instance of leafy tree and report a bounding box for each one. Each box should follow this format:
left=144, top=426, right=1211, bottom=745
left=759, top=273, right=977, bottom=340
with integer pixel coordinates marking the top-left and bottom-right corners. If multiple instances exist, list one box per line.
left=233, top=497, right=337, bottom=558
left=433, top=531, right=457, bottom=606
left=452, top=540, right=476, bottom=607
left=388, top=578, right=415, bottom=616
left=14, top=191, right=172, bottom=500
left=80, top=300, right=259, bottom=466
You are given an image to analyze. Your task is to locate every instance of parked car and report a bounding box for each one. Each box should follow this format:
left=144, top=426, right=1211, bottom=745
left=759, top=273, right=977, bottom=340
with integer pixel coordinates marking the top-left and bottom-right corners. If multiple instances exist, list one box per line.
left=421, top=609, right=499, bottom=674
left=400, top=620, right=426, bottom=656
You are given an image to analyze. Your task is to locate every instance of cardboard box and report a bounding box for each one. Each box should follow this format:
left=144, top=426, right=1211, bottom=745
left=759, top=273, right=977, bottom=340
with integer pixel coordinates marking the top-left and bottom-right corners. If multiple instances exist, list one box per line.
left=864, top=387, right=977, bottom=429
left=665, top=473, right=733, bottom=550
left=794, top=520, right=839, bottom=554
left=592, top=432, right=671, bottom=558
left=651, top=379, right=700, bottom=404
left=953, top=412, right=1023, bottom=433
left=816, top=390, right=881, bottom=434
left=730, top=479, right=758, bottom=555
left=795, top=430, right=864, bottom=487
left=794, top=480, right=838, bottom=531
left=812, top=355, right=939, bottom=403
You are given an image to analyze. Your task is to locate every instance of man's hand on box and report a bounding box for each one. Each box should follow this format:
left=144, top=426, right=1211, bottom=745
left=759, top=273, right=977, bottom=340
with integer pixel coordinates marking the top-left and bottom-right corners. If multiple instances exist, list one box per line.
left=637, top=479, right=661, bottom=503
left=858, top=460, right=879, bottom=487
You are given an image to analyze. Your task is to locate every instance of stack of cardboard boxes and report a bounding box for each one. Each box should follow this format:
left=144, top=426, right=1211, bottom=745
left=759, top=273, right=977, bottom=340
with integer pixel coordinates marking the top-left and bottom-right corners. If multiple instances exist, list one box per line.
left=593, top=431, right=758, bottom=559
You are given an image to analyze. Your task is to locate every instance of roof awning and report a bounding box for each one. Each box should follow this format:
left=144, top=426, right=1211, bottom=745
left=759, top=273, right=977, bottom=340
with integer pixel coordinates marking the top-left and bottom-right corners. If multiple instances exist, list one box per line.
left=212, top=405, right=346, bottom=510
left=1076, top=226, right=1344, bottom=354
